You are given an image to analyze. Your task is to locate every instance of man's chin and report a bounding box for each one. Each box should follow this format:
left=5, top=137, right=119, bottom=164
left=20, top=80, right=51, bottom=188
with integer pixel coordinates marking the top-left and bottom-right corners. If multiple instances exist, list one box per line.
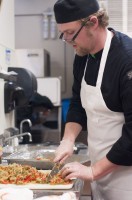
left=76, top=51, right=88, bottom=57
left=75, top=48, right=88, bottom=57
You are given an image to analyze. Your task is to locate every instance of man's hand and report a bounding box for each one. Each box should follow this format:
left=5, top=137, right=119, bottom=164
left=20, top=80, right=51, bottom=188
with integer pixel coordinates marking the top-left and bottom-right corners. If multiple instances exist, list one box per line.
left=54, top=139, right=74, bottom=163
left=60, top=162, right=94, bottom=181
left=60, top=157, right=119, bottom=181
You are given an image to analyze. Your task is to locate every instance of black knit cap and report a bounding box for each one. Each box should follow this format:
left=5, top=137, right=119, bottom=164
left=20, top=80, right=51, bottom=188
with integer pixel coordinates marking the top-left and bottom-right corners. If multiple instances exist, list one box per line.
left=54, top=0, right=100, bottom=24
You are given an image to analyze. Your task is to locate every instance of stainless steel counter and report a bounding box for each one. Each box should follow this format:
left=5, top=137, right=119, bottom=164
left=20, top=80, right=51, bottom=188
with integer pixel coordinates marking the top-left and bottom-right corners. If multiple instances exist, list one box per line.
left=2, top=142, right=88, bottom=200
left=33, top=178, right=84, bottom=199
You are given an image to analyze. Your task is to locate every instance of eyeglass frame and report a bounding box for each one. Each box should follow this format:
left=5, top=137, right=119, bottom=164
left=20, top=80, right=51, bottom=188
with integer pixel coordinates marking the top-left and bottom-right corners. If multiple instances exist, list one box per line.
left=59, top=17, right=91, bottom=43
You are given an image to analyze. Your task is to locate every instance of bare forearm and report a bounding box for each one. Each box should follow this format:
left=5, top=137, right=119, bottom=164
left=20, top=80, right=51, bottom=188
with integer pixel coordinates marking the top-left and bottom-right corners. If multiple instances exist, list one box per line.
left=62, top=122, right=82, bottom=142
left=92, top=157, right=119, bottom=180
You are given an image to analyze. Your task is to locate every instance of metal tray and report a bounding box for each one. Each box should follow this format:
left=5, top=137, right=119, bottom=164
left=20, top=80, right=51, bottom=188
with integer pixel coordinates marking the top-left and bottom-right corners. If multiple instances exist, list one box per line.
left=3, top=149, right=89, bottom=170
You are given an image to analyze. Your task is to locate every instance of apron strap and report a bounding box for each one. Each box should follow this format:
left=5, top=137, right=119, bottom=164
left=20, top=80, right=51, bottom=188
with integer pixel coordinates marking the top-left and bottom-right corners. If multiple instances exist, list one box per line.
left=96, top=30, right=112, bottom=88
left=83, top=55, right=89, bottom=76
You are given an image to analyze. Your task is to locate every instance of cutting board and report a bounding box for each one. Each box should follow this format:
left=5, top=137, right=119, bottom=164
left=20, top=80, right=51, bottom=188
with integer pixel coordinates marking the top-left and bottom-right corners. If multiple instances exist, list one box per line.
left=0, top=170, right=74, bottom=190
left=0, top=183, right=74, bottom=190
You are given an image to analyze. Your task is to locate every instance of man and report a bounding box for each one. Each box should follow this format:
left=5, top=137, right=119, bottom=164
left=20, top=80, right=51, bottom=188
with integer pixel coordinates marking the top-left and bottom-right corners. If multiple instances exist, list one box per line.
left=53, top=0, right=132, bottom=199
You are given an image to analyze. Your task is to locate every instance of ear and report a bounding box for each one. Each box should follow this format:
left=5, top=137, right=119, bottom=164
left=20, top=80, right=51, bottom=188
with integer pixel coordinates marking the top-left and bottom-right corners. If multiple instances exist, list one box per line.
left=89, top=16, right=98, bottom=29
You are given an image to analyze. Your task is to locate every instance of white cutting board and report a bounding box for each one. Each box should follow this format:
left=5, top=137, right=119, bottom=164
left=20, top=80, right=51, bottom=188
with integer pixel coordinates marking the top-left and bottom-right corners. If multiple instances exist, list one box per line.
left=0, top=183, right=74, bottom=190
left=0, top=170, right=74, bottom=190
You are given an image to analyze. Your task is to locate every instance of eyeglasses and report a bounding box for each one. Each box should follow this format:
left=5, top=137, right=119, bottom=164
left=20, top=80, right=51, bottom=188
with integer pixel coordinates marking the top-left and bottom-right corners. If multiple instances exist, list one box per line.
left=59, top=17, right=90, bottom=43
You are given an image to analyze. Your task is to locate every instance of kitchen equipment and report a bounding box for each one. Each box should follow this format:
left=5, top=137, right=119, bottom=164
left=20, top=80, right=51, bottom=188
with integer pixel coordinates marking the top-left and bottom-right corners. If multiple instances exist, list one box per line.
left=15, top=49, right=50, bottom=78
left=8, top=67, right=37, bottom=104
left=3, top=149, right=89, bottom=170
left=37, top=77, right=61, bottom=106
left=0, top=181, right=74, bottom=190
left=36, top=77, right=62, bottom=143
left=3, top=150, right=55, bottom=170
left=0, top=70, right=27, bottom=113
left=46, top=162, right=63, bottom=182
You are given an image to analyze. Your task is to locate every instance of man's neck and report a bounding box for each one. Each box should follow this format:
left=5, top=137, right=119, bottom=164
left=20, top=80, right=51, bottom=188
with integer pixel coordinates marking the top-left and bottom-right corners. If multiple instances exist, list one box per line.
left=90, top=28, right=108, bottom=54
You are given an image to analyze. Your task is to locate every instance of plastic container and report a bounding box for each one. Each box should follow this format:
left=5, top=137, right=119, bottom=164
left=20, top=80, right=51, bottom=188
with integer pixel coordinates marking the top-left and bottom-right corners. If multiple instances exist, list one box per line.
left=62, top=98, right=71, bottom=123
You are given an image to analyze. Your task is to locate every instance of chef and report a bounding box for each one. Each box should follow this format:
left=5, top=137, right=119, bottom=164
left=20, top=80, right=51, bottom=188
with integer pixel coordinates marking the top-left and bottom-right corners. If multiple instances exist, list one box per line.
left=53, top=0, right=132, bottom=199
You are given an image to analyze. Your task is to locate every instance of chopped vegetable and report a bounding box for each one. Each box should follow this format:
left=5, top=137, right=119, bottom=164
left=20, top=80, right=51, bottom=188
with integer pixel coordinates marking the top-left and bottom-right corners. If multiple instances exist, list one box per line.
left=0, top=163, right=72, bottom=185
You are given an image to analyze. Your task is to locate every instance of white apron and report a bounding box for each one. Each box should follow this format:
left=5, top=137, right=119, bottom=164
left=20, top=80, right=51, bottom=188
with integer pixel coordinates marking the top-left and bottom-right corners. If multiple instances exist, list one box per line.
left=80, top=30, right=132, bottom=200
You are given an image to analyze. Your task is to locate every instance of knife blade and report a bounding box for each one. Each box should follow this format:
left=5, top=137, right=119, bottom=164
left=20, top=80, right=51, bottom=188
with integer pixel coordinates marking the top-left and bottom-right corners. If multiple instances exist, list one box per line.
left=46, top=162, right=63, bottom=183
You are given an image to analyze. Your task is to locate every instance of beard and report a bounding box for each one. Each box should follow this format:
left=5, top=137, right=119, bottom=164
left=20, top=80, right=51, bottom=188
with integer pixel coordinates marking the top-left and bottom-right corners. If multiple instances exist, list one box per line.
left=75, top=46, right=90, bottom=57
left=74, top=29, right=94, bottom=56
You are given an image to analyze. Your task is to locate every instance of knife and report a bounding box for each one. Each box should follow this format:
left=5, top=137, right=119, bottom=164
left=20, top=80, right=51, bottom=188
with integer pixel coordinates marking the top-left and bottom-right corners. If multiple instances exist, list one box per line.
left=46, top=162, right=63, bottom=183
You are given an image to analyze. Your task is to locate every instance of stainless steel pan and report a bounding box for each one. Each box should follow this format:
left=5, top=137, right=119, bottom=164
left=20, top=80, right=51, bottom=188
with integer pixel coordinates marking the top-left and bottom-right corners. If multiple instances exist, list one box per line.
left=3, top=150, right=89, bottom=169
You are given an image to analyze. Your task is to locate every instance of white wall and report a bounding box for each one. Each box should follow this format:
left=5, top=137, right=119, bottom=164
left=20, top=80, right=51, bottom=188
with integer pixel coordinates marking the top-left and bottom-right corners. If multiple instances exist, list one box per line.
left=0, top=0, right=15, bottom=134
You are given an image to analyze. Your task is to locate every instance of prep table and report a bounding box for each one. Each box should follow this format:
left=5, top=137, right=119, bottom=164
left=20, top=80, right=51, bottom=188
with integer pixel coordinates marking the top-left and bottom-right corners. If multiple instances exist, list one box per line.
left=2, top=142, right=88, bottom=199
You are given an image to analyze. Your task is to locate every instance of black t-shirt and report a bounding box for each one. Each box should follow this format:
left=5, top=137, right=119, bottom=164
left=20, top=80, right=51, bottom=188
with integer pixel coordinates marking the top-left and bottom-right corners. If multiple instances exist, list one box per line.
left=66, top=28, right=132, bottom=165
